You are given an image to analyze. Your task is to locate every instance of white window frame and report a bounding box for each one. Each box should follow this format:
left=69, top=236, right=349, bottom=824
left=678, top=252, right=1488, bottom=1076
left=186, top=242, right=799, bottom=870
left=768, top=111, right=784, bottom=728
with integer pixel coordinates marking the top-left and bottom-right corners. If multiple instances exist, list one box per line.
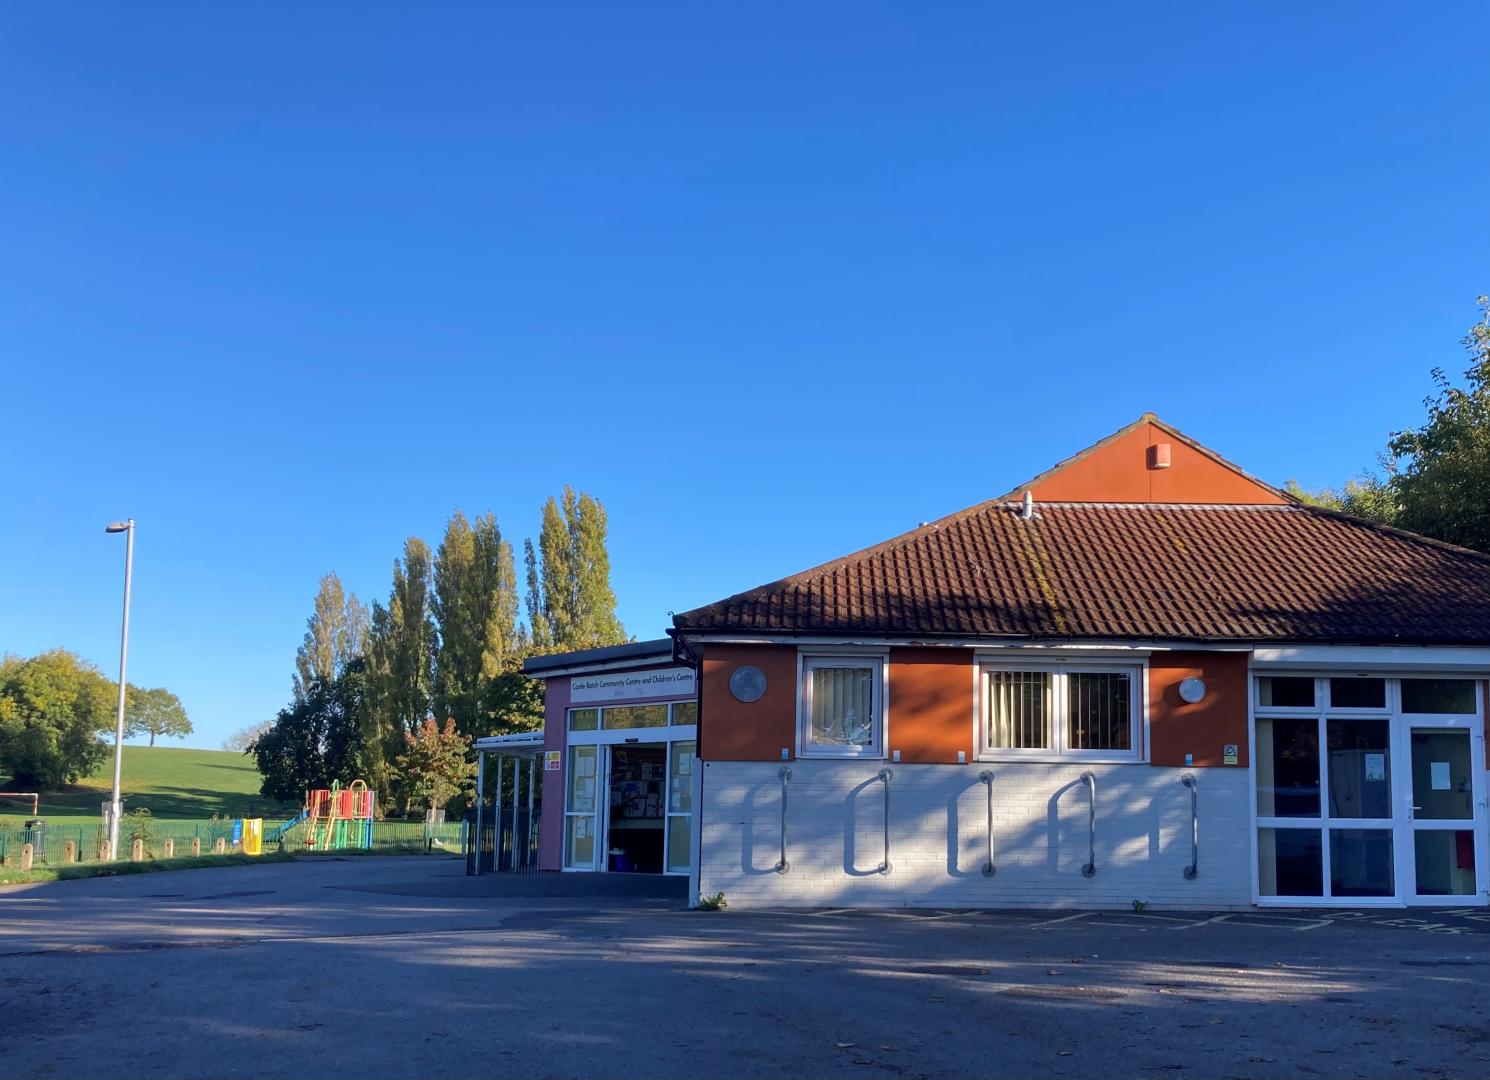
left=796, top=650, right=888, bottom=759
left=975, top=659, right=1145, bottom=763
left=1250, top=672, right=1488, bottom=907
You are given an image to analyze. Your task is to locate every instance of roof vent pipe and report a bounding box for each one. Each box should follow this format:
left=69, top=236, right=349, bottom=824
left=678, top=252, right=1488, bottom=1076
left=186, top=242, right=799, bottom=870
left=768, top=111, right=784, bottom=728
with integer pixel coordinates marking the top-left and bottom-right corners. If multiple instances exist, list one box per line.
left=1021, top=490, right=1035, bottom=520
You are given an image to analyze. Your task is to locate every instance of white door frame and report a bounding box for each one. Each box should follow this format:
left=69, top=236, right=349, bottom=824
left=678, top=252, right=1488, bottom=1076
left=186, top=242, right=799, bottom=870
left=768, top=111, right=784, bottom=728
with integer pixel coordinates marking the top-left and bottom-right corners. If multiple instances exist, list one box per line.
left=1399, top=715, right=1488, bottom=905
left=1251, top=673, right=1488, bottom=907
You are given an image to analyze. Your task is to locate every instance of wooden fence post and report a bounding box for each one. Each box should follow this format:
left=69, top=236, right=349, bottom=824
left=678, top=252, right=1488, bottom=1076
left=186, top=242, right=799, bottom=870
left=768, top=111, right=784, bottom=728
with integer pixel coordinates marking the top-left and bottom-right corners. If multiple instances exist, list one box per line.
left=20, top=843, right=33, bottom=872
left=163, top=838, right=175, bottom=859
left=63, top=839, right=77, bottom=864
left=191, top=837, right=201, bottom=857
left=98, top=840, right=111, bottom=862
left=213, top=838, right=226, bottom=855
left=130, top=839, right=144, bottom=862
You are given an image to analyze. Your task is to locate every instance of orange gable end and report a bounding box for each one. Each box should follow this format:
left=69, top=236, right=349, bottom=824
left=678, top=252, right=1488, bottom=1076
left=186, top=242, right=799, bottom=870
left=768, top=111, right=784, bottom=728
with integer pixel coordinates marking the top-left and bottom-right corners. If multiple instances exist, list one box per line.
left=1022, top=416, right=1288, bottom=505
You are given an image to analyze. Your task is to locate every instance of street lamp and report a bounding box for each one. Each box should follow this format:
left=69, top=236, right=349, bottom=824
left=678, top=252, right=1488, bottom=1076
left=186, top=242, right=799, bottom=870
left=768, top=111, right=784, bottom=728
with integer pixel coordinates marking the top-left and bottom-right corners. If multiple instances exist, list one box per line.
left=105, top=519, right=135, bottom=860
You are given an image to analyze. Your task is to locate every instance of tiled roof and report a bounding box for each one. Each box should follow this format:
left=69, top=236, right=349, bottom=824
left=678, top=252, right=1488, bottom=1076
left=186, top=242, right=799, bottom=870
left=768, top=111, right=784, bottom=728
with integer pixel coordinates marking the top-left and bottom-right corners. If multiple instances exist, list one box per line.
left=673, top=503, right=1490, bottom=645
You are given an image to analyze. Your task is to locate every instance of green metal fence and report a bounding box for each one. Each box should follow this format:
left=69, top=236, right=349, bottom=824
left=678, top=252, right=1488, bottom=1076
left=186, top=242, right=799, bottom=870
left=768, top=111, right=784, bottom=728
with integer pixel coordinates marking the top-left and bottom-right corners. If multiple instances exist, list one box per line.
left=0, top=818, right=466, bottom=866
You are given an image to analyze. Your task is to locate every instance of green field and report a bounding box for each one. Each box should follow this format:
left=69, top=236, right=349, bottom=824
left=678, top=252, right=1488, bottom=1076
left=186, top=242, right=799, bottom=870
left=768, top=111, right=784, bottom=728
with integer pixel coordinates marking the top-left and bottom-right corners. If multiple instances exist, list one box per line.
left=1, top=746, right=298, bottom=827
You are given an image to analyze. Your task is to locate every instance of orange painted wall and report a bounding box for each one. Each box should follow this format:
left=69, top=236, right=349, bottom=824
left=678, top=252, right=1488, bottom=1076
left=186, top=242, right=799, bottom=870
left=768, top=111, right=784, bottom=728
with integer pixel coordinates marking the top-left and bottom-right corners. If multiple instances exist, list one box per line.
left=700, top=644, right=798, bottom=761
left=1028, top=421, right=1286, bottom=505
left=887, top=648, right=974, bottom=764
left=1148, top=651, right=1251, bottom=768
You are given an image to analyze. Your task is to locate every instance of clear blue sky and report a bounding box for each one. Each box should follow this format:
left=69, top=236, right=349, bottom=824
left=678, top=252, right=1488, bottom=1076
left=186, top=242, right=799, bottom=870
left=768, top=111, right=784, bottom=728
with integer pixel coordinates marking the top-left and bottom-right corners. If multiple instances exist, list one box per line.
left=2, top=3, right=1486, bottom=750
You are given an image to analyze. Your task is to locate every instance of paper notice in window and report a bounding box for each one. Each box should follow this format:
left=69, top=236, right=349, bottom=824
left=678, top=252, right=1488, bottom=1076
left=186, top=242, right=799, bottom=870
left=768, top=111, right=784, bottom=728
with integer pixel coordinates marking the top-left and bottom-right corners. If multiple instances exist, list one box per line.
left=1364, top=753, right=1386, bottom=781
left=1431, top=761, right=1452, bottom=790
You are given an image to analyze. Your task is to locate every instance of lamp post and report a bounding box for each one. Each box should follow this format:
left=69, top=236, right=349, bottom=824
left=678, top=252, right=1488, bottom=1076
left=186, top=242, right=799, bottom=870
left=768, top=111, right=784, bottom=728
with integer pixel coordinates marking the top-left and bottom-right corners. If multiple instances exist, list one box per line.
left=105, top=519, right=135, bottom=860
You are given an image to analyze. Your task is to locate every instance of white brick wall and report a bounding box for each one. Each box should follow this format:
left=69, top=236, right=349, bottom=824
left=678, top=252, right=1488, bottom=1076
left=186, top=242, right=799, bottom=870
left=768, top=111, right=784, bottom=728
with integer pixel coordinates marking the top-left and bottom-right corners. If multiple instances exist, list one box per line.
left=698, top=759, right=1254, bottom=910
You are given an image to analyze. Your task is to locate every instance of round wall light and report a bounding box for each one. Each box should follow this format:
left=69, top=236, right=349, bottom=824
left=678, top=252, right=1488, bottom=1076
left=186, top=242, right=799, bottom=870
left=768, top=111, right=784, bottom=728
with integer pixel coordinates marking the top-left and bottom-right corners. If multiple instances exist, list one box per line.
left=730, top=665, right=767, bottom=703
left=1178, top=677, right=1207, bottom=704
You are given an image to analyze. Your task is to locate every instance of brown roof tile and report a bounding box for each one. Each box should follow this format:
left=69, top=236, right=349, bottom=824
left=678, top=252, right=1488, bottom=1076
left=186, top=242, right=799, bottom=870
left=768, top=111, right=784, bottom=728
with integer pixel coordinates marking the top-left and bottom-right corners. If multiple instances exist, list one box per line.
left=673, top=503, right=1490, bottom=645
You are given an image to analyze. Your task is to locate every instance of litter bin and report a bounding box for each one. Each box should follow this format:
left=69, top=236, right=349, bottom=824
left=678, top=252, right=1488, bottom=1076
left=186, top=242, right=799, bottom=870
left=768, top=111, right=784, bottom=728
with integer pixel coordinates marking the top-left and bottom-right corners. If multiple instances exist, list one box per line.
left=24, top=819, right=46, bottom=863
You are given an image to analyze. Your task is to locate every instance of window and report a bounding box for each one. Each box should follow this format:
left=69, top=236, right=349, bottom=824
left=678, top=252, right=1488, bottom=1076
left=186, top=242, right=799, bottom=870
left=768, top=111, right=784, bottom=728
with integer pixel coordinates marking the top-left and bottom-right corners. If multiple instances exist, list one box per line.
left=1252, top=673, right=1485, bottom=905
left=799, top=655, right=884, bottom=757
left=670, top=700, right=698, bottom=726
left=1401, top=679, right=1476, bottom=715
left=601, top=704, right=669, bottom=730
left=1258, top=677, right=1314, bottom=708
left=666, top=740, right=695, bottom=873
left=980, top=663, right=1140, bottom=760
left=1329, top=678, right=1385, bottom=710
left=567, top=708, right=599, bottom=732
left=986, top=670, right=1051, bottom=749
left=564, top=745, right=599, bottom=869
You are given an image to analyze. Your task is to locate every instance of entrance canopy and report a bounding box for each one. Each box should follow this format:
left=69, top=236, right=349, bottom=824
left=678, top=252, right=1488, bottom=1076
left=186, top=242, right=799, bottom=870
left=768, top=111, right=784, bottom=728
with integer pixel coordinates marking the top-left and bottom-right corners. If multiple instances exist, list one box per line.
left=473, top=730, right=545, bottom=757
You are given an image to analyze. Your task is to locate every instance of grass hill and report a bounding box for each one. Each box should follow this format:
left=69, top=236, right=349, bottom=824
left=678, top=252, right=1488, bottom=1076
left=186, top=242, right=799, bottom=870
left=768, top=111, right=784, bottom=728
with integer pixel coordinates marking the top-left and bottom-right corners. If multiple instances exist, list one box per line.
left=1, top=746, right=299, bottom=827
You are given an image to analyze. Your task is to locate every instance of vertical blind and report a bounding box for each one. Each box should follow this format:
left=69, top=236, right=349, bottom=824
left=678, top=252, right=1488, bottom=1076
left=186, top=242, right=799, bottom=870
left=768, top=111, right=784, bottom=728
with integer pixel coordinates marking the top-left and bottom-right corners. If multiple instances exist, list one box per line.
left=1066, top=672, right=1131, bottom=750
left=987, top=670, right=1052, bottom=749
left=810, top=665, right=875, bottom=746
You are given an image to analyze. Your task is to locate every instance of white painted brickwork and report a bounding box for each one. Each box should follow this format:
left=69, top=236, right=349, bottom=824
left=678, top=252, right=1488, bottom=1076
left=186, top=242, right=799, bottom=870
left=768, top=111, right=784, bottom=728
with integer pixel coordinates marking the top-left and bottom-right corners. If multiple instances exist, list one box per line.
left=698, top=760, right=1253, bottom=910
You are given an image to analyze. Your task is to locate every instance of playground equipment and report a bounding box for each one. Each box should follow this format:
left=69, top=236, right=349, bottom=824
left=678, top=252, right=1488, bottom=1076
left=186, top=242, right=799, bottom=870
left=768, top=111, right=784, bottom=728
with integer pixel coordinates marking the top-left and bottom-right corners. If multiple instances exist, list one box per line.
left=286, top=780, right=374, bottom=851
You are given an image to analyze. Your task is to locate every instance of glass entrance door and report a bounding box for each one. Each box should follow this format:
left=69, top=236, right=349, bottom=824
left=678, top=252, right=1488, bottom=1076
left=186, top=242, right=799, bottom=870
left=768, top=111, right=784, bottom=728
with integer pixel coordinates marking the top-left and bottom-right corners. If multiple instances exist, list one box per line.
left=1406, top=727, right=1482, bottom=900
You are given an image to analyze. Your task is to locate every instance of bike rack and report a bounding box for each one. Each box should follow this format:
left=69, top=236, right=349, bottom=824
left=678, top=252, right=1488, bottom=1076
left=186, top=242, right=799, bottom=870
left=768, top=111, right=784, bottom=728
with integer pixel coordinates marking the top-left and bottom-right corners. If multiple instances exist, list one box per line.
left=775, top=766, right=792, bottom=874
left=1080, top=772, right=1097, bottom=877
left=979, top=770, right=996, bottom=876
left=1181, top=773, right=1198, bottom=880
left=877, top=768, right=893, bottom=875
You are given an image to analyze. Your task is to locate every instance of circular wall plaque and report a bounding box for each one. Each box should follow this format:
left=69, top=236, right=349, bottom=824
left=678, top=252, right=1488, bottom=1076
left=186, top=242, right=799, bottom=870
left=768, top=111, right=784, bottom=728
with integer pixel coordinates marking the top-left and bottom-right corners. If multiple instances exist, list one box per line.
left=729, top=665, right=767, bottom=703
left=1178, top=677, right=1207, bottom=704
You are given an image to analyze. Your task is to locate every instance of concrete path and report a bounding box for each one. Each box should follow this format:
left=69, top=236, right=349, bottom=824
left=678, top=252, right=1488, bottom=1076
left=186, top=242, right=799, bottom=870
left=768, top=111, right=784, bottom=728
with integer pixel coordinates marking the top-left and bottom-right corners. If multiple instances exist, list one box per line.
left=2, top=857, right=1488, bottom=1079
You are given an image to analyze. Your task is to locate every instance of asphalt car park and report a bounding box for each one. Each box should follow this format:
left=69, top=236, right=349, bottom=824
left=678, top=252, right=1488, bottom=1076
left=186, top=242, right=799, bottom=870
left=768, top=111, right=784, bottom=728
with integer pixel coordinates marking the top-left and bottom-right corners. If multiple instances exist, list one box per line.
left=3, top=858, right=1487, bottom=1079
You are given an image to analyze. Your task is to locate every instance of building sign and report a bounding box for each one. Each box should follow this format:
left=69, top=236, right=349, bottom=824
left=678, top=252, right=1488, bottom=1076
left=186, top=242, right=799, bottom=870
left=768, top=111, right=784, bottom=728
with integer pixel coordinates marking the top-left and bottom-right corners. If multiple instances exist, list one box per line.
left=544, top=750, right=562, bottom=772
left=1223, top=744, right=1239, bottom=766
left=571, top=666, right=696, bottom=704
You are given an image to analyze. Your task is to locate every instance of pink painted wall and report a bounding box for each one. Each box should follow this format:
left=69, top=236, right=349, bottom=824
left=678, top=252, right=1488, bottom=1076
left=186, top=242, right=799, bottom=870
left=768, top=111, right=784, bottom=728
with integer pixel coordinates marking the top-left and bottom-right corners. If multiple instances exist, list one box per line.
left=537, top=676, right=572, bottom=871
left=537, top=662, right=698, bottom=872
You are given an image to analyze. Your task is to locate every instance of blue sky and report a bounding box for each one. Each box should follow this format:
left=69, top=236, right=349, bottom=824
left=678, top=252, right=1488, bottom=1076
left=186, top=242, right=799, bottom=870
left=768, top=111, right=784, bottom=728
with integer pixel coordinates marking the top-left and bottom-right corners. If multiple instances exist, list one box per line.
left=2, top=3, right=1486, bottom=750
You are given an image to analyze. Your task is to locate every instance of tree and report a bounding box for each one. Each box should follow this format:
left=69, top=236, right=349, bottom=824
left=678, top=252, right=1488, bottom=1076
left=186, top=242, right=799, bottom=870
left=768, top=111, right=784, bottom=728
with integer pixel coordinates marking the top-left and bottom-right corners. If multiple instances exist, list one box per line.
left=1283, top=476, right=1398, bottom=524
left=1287, top=296, right=1490, bottom=551
left=1383, top=296, right=1490, bottom=553
left=392, top=716, right=474, bottom=817
left=223, top=720, right=272, bottom=753
left=363, top=538, right=437, bottom=799
left=523, top=486, right=626, bottom=651
left=251, top=661, right=368, bottom=803
left=125, top=686, right=192, bottom=747
left=433, top=511, right=531, bottom=739
left=0, top=650, right=115, bottom=787
left=293, top=572, right=369, bottom=702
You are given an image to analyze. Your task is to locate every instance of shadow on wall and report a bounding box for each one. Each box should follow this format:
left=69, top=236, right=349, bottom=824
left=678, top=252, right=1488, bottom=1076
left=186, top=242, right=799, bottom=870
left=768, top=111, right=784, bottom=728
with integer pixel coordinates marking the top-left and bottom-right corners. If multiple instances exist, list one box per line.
left=729, top=766, right=1210, bottom=902
left=743, top=777, right=780, bottom=876
left=842, top=772, right=891, bottom=876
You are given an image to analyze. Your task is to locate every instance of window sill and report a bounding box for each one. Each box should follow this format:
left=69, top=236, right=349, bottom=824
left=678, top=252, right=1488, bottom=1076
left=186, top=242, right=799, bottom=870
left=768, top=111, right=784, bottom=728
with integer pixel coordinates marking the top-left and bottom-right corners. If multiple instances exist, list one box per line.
left=798, top=749, right=886, bottom=761
left=976, top=753, right=1143, bottom=766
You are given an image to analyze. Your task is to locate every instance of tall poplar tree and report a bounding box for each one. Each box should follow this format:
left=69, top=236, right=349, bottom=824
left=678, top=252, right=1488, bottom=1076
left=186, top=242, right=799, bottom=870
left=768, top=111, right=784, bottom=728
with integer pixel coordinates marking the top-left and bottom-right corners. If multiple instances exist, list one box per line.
left=363, top=538, right=437, bottom=801
left=433, top=511, right=529, bottom=738
left=293, top=571, right=369, bottom=701
left=523, top=486, right=627, bottom=651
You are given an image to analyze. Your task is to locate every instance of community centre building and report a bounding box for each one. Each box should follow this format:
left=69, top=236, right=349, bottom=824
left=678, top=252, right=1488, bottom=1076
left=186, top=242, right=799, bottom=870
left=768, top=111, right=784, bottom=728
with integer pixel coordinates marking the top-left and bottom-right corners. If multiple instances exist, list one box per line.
left=518, top=414, right=1490, bottom=910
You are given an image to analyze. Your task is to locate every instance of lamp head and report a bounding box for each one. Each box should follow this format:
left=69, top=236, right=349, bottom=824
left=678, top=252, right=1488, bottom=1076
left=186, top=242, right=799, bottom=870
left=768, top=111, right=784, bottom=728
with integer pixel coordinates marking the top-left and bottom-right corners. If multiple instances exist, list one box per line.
left=105, top=521, right=133, bottom=534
